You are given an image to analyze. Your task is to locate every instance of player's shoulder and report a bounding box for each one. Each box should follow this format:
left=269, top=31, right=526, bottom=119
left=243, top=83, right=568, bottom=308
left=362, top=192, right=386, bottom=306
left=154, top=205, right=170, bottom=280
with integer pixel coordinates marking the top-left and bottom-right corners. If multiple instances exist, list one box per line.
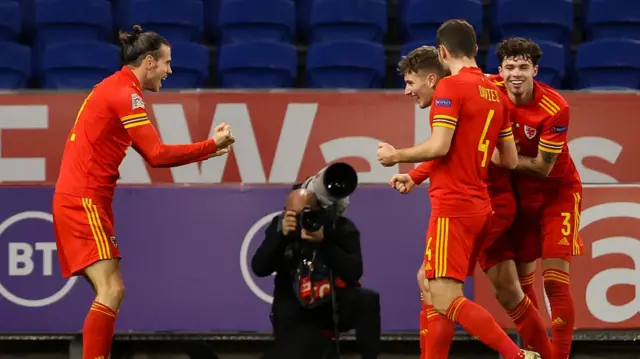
left=536, top=81, right=569, bottom=112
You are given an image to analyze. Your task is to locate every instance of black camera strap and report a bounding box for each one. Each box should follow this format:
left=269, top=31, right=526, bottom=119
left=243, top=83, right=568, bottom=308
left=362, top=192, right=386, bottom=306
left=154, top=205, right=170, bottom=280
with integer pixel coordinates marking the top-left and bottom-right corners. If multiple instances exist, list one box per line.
left=328, top=269, right=341, bottom=359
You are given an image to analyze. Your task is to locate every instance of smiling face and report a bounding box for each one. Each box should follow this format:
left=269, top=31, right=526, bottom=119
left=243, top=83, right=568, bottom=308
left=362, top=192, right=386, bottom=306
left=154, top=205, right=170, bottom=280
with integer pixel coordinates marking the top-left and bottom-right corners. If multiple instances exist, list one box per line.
left=499, top=55, right=538, bottom=97
left=403, top=70, right=440, bottom=109
left=142, top=44, right=172, bottom=92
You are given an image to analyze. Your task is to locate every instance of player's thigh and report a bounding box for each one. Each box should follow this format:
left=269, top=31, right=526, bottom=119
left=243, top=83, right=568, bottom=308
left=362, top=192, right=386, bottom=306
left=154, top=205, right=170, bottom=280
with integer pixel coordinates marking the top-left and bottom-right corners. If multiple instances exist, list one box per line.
left=424, top=214, right=489, bottom=283
left=511, top=206, right=544, bottom=263
left=541, top=186, right=584, bottom=261
left=52, top=194, right=120, bottom=277
left=477, top=208, right=516, bottom=272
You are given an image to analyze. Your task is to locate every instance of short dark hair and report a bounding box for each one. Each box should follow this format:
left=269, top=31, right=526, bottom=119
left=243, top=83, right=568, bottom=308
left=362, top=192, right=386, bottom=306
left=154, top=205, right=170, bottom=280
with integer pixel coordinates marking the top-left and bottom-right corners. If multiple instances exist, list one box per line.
left=436, top=19, right=477, bottom=59
left=496, top=37, right=543, bottom=66
left=397, top=45, right=445, bottom=76
left=118, top=25, right=170, bottom=66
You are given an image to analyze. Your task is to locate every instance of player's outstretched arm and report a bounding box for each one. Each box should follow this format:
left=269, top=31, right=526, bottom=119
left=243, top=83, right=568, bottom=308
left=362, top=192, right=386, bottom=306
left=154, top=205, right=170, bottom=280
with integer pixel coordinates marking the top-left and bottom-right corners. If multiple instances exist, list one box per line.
left=394, top=127, right=455, bottom=163
left=409, top=161, right=432, bottom=184
left=129, top=123, right=219, bottom=168
left=515, top=106, right=569, bottom=177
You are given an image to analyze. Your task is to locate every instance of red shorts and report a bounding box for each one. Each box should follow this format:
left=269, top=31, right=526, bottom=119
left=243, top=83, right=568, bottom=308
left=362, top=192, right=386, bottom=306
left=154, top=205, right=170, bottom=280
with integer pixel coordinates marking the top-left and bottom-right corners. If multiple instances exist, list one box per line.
left=52, top=193, right=120, bottom=278
left=424, top=213, right=491, bottom=282
left=513, top=185, right=584, bottom=262
left=477, top=192, right=516, bottom=271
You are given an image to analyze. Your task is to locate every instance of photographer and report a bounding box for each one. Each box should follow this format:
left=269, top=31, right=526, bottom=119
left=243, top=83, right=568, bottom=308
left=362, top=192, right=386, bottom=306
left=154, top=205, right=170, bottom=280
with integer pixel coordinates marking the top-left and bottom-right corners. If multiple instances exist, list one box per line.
left=251, top=188, right=381, bottom=359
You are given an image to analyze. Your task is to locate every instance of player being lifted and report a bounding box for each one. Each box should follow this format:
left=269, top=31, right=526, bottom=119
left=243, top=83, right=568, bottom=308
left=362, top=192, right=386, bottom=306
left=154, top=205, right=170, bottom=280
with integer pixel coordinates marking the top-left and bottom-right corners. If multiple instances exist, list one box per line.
left=52, top=25, right=235, bottom=359
left=490, top=37, right=584, bottom=359
left=376, top=20, right=539, bottom=359
left=391, top=45, right=552, bottom=359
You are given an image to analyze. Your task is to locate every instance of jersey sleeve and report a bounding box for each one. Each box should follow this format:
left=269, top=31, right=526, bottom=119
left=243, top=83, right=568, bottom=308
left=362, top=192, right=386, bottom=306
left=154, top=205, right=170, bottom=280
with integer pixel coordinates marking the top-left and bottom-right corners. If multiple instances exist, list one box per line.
left=110, top=86, right=217, bottom=167
left=498, top=103, right=514, bottom=142
left=408, top=161, right=433, bottom=185
left=430, top=78, right=461, bottom=131
left=112, top=88, right=151, bottom=129
left=538, top=105, right=569, bottom=154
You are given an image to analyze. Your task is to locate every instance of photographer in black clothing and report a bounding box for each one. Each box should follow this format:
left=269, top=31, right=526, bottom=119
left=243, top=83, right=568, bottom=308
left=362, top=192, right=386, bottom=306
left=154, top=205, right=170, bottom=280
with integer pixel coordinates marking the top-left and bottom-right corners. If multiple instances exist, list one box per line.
left=251, top=188, right=381, bottom=359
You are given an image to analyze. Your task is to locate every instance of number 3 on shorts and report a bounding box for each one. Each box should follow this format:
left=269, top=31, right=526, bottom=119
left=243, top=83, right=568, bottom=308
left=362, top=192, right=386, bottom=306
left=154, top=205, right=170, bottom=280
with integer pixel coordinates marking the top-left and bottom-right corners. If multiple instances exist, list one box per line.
left=478, top=109, right=495, bottom=167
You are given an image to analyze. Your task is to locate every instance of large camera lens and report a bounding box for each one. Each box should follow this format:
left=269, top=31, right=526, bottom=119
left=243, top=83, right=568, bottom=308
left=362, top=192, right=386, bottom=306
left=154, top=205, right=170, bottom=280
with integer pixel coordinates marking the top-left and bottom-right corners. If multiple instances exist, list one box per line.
left=297, top=207, right=325, bottom=232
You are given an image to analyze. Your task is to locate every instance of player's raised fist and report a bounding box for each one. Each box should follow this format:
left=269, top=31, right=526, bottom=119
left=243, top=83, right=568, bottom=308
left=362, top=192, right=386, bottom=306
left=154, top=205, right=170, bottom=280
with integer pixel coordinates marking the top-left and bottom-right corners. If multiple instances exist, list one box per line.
left=213, top=123, right=235, bottom=149
left=389, top=173, right=416, bottom=194
left=377, top=142, right=398, bottom=167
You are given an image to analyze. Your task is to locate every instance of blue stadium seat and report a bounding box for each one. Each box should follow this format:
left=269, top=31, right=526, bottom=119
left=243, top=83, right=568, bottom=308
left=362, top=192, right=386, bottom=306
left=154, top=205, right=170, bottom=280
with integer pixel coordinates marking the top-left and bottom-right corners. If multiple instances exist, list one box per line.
left=575, top=39, right=640, bottom=89
left=202, top=0, right=221, bottom=40
left=0, top=42, right=31, bottom=88
left=486, top=41, right=566, bottom=88
left=400, top=41, right=436, bottom=57
left=296, top=0, right=314, bottom=41
left=218, top=0, right=295, bottom=44
left=402, top=0, right=483, bottom=43
left=309, top=0, right=387, bottom=43
left=0, top=1, right=21, bottom=42
left=162, top=42, right=209, bottom=89
left=127, top=0, right=203, bottom=43
left=306, top=40, right=385, bottom=88
left=40, top=41, right=119, bottom=89
left=495, top=0, right=573, bottom=45
left=586, top=0, right=640, bottom=41
left=34, top=0, right=111, bottom=50
left=218, top=41, right=297, bottom=88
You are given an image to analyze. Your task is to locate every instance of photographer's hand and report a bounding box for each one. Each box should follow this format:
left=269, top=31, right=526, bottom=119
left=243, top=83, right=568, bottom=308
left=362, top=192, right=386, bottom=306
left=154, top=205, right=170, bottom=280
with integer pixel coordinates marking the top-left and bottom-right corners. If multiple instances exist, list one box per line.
left=301, top=226, right=324, bottom=243
left=281, top=210, right=297, bottom=236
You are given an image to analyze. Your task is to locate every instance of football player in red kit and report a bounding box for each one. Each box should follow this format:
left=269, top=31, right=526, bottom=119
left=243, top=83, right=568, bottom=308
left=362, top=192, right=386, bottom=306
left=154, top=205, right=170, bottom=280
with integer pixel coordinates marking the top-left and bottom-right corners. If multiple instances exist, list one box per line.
left=376, top=20, right=539, bottom=359
left=489, top=37, right=584, bottom=359
left=52, top=25, right=235, bottom=359
left=392, top=46, right=552, bottom=359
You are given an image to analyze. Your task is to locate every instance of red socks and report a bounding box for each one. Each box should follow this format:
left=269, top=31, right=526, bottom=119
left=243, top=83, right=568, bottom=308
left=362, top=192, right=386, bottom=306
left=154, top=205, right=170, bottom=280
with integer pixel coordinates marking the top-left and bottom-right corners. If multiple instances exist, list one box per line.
left=544, top=269, right=575, bottom=359
left=445, top=297, right=523, bottom=359
left=83, top=301, right=117, bottom=359
left=425, top=304, right=455, bottom=359
left=508, top=295, right=553, bottom=359
left=420, top=302, right=428, bottom=359
left=519, top=272, right=539, bottom=309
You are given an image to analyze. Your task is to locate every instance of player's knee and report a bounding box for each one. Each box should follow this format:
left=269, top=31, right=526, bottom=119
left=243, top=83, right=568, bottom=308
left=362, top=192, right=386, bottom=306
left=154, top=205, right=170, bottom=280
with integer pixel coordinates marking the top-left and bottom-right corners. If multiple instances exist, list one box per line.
left=429, top=279, right=463, bottom=315
left=96, top=277, right=125, bottom=303
left=494, top=280, right=524, bottom=310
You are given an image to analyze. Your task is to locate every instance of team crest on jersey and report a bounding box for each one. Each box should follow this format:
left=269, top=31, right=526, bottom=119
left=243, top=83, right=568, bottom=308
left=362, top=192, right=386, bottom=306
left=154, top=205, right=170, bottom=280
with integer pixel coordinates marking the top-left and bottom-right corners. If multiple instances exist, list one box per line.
left=131, top=93, right=145, bottom=110
left=524, top=125, right=537, bottom=139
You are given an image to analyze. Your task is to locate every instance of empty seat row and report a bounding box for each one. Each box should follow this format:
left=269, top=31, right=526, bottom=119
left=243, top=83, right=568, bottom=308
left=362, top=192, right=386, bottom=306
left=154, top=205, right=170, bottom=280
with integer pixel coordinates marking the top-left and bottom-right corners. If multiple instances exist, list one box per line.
left=2, top=39, right=639, bottom=90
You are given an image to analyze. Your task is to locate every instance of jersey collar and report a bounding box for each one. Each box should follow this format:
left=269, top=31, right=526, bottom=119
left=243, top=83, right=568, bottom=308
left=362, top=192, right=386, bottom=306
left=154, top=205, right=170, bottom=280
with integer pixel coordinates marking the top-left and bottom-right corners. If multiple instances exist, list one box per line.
left=459, top=67, right=483, bottom=75
left=120, top=66, right=142, bottom=92
left=525, top=80, right=545, bottom=108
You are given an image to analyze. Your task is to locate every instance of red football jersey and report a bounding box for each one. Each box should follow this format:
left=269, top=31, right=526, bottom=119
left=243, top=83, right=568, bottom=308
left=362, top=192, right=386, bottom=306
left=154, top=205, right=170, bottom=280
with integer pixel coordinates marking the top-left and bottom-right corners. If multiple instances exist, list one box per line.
left=492, top=76, right=581, bottom=188
left=428, top=67, right=513, bottom=217
left=55, top=66, right=217, bottom=204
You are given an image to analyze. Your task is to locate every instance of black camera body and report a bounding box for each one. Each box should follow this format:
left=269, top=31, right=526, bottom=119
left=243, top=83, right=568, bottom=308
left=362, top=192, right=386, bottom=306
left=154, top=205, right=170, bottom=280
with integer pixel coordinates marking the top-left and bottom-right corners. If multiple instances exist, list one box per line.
left=296, top=205, right=327, bottom=232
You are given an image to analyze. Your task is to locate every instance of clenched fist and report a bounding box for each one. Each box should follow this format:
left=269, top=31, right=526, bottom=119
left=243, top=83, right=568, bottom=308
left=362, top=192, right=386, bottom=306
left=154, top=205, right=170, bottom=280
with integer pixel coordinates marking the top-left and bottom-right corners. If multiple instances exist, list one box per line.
left=389, top=173, right=416, bottom=194
left=213, top=123, right=235, bottom=149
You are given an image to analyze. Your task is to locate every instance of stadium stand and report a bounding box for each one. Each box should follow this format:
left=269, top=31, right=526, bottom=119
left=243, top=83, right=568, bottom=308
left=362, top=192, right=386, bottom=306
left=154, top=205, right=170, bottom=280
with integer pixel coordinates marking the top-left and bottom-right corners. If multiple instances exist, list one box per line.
left=218, top=41, right=297, bottom=88
left=0, top=41, right=31, bottom=89
left=0, top=0, right=638, bottom=90
left=575, top=38, right=640, bottom=89
left=585, top=0, right=640, bottom=41
left=401, top=0, right=483, bottom=44
left=306, top=40, right=385, bottom=88
left=0, top=1, right=20, bottom=42
left=40, top=41, right=120, bottom=89
left=218, top=0, right=295, bottom=44
left=308, top=0, right=388, bottom=43
left=161, top=42, right=210, bottom=89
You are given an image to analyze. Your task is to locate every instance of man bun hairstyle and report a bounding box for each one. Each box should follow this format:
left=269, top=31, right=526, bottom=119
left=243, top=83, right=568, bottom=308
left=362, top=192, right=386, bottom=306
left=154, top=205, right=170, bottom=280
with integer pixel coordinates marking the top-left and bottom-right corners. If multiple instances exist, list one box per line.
left=496, top=37, right=543, bottom=66
left=118, top=25, right=170, bottom=66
